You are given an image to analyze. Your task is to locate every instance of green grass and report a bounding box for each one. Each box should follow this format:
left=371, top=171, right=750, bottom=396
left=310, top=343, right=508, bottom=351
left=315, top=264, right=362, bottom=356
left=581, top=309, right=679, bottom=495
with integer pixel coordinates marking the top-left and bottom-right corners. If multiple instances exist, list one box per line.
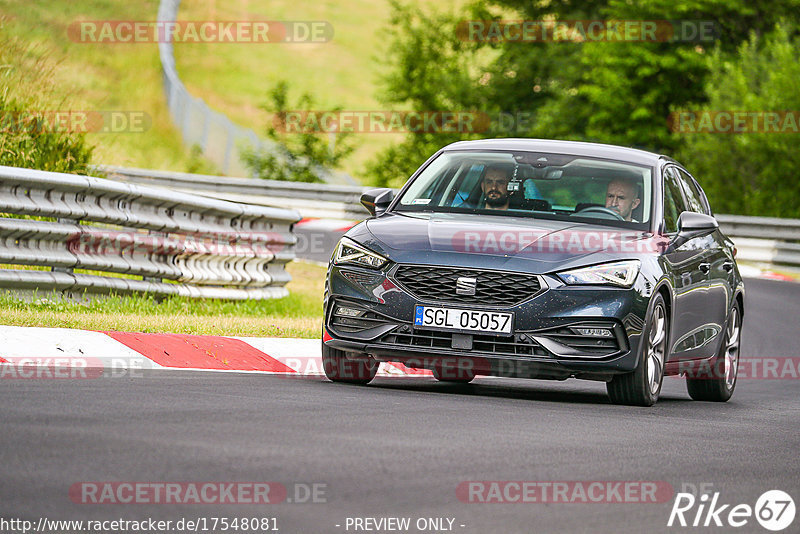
left=1, top=0, right=466, bottom=180
left=0, top=260, right=326, bottom=338
left=174, top=0, right=466, bottom=180
left=0, top=1, right=204, bottom=172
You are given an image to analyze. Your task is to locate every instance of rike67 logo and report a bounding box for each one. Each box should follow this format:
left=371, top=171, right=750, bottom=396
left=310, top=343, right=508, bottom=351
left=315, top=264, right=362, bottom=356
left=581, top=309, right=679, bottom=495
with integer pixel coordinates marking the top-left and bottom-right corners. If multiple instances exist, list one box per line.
left=668, top=489, right=795, bottom=531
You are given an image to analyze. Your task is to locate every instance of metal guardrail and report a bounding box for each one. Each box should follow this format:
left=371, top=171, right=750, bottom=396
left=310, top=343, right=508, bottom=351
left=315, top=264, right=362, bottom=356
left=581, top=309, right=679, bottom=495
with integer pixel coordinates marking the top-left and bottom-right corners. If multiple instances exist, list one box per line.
left=714, top=214, right=800, bottom=241
left=158, top=0, right=265, bottom=178
left=726, top=237, right=800, bottom=267
left=715, top=215, right=800, bottom=269
left=0, top=165, right=301, bottom=300
left=157, top=0, right=356, bottom=185
left=98, top=165, right=373, bottom=220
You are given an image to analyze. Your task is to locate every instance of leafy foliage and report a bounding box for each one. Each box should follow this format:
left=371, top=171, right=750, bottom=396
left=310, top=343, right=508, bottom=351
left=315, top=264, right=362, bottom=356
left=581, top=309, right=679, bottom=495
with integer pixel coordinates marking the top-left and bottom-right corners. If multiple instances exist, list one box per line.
left=242, top=81, right=357, bottom=183
left=366, top=2, right=494, bottom=187
left=676, top=25, right=800, bottom=217
left=370, top=0, right=800, bottom=216
left=0, top=24, right=94, bottom=174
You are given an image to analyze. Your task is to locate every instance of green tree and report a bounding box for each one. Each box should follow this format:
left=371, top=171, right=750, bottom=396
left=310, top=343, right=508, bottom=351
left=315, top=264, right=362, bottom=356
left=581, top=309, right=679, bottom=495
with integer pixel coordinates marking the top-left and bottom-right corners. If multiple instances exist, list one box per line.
left=370, top=0, right=800, bottom=193
left=524, top=0, right=799, bottom=152
left=242, top=81, right=357, bottom=183
left=676, top=25, right=800, bottom=217
left=366, top=2, right=490, bottom=187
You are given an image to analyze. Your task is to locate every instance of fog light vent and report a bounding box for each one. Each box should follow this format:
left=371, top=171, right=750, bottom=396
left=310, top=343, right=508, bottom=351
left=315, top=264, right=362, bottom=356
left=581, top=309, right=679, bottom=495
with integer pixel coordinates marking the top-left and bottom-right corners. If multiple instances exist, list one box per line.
left=336, top=306, right=363, bottom=317
left=572, top=327, right=613, bottom=338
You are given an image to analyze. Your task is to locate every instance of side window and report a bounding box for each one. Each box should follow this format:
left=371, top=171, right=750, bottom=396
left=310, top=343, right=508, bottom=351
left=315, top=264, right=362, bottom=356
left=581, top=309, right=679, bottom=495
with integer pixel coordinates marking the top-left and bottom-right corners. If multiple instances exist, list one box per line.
left=676, top=169, right=710, bottom=215
left=442, top=163, right=481, bottom=207
left=662, top=167, right=687, bottom=233
left=676, top=169, right=711, bottom=215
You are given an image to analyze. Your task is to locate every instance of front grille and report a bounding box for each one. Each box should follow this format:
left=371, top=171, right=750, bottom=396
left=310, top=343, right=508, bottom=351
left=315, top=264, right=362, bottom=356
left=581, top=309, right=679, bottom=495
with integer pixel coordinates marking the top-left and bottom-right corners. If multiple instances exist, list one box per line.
left=380, top=330, right=549, bottom=357
left=392, top=265, right=541, bottom=306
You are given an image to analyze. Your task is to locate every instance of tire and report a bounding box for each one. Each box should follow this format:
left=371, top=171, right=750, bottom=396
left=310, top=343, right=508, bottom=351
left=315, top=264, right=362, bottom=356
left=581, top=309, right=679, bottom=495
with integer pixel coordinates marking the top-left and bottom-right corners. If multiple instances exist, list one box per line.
left=686, top=302, right=741, bottom=402
left=607, top=294, right=668, bottom=406
left=432, top=360, right=475, bottom=383
left=321, top=342, right=377, bottom=384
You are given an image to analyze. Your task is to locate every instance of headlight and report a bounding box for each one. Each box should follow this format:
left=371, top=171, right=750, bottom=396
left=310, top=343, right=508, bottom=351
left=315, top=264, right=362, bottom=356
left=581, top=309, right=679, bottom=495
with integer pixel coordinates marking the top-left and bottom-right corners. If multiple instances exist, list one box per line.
left=333, top=237, right=388, bottom=269
left=557, top=260, right=640, bottom=288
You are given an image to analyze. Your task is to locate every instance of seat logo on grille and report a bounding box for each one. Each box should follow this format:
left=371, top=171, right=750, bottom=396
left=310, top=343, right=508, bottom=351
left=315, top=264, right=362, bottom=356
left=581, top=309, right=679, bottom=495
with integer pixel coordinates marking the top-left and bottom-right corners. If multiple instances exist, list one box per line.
left=456, top=277, right=477, bottom=296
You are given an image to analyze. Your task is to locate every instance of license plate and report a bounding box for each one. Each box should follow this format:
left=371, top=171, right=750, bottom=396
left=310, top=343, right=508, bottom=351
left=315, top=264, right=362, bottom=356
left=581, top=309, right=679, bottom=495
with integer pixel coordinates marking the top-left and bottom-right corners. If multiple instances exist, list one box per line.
left=414, top=306, right=513, bottom=334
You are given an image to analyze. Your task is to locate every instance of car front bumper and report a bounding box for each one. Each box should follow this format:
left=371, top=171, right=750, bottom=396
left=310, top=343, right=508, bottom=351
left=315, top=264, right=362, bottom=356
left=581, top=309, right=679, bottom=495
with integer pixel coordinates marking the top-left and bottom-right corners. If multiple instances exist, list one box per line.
left=323, top=264, right=651, bottom=381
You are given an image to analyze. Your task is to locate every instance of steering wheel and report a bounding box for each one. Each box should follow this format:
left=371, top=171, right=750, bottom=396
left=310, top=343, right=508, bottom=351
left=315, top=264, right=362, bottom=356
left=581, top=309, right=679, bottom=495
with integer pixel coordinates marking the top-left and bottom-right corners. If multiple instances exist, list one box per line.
left=572, top=206, right=625, bottom=221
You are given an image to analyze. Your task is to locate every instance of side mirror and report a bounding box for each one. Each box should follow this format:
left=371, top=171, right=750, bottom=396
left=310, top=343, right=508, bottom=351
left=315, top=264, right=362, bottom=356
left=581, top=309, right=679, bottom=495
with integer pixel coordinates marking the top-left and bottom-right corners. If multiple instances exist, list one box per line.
left=678, top=211, right=718, bottom=232
left=360, top=188, right=395, bottom=217
left=671, top=211, right=718, bottom=249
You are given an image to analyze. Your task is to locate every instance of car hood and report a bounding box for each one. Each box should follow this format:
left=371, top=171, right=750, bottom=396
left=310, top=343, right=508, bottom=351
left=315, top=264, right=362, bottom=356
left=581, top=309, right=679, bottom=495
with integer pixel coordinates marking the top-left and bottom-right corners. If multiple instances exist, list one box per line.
left=355, top=212, right=658, bottom=272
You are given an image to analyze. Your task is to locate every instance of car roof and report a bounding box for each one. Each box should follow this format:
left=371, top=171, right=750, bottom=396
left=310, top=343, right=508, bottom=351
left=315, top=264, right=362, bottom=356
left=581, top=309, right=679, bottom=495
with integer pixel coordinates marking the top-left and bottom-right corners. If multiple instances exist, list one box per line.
left=443, top=138, right=671, bottom=167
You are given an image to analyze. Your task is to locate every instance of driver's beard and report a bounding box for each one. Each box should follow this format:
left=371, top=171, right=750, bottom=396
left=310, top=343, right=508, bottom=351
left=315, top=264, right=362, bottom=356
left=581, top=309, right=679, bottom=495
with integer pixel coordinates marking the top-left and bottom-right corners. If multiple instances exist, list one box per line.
left=485, top=193, right=508, bottom=208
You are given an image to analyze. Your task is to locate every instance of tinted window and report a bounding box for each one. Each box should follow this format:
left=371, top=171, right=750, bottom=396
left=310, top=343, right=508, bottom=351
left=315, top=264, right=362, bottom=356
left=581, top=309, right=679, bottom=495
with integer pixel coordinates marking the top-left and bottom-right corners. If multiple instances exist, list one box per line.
left=663, top=167, right=687, bottom=233
left=676, top=169, right=711, bottom=215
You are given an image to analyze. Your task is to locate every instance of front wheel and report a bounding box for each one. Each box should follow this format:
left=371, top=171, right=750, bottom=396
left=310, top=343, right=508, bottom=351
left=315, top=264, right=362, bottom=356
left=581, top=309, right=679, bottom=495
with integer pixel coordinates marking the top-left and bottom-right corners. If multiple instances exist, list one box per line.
left=686, top=303, right=741, bottom=402
left=607, top=294, right=668, bottom=406
left=321, top=342, right=378, bottom=384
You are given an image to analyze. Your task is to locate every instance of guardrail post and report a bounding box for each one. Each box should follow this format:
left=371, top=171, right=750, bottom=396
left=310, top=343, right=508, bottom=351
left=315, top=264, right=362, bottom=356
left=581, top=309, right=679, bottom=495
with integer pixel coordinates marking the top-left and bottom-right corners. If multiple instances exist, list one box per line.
left=51, top=217, right=78, bottom=274
left=144, top=229, right=165, bottom=284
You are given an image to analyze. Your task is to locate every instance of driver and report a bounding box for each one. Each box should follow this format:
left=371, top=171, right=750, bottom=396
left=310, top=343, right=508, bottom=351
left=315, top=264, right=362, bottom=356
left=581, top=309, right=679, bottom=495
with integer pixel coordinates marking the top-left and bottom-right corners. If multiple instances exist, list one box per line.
left=605, top=178, right=641, bottom=222
left=481, top=165, right=513, bottom=210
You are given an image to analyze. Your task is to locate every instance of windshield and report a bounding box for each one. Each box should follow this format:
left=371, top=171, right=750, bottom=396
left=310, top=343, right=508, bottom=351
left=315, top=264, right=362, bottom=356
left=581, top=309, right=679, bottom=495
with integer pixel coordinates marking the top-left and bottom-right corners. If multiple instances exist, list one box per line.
left=395, top=150, right=653, bottom=229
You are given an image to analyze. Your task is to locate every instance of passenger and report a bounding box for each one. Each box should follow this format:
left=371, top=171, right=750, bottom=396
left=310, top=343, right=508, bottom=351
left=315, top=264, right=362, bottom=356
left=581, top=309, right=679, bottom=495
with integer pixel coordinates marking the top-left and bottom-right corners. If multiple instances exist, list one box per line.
left=481, top=165, right=513, bottom=210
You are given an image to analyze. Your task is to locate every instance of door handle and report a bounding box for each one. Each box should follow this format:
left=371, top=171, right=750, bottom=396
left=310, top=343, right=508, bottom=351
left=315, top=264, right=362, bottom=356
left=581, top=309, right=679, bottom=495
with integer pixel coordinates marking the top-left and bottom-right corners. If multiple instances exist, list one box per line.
left=699, top=262, right=711, bottom=274
left=722, top=261, right=734, bottom=272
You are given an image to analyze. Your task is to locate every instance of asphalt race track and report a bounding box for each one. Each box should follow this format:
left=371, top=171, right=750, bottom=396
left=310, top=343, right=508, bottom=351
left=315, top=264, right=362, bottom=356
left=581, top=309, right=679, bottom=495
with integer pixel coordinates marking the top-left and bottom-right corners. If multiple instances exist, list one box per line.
left=1, top=277, right=798, bottom=533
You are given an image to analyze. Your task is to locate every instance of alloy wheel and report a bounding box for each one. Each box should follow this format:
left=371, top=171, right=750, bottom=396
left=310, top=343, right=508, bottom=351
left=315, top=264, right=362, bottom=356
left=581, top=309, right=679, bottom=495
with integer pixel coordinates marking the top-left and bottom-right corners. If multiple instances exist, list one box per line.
left=647, top=304, right=667, bottom=395
left=723, top=306, right=741, bottom=389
